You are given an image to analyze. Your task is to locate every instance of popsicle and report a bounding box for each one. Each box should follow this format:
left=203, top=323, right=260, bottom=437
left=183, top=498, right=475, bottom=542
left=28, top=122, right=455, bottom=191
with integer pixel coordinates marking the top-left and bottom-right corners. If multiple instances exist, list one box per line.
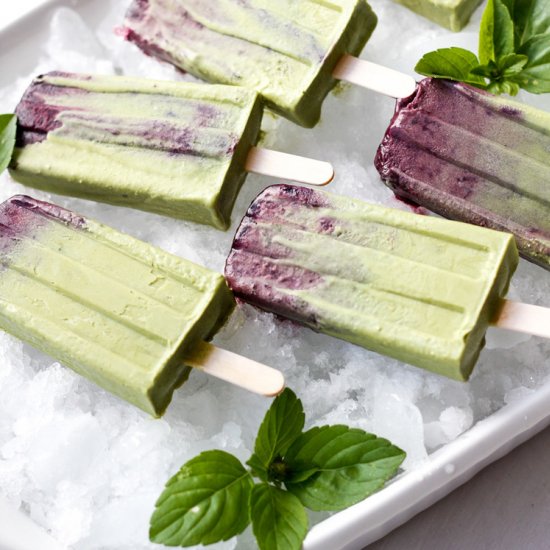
left=122, top=0, right=416, bottom=127
left=10, top=72, right=333, bottom=230
left=391, top=0, right=483, bottom=31
left=375, top=78, right=550, bottom=271
left=225, top=184, right=550, bottom=381
left=0, top=195, right=284, bottom=417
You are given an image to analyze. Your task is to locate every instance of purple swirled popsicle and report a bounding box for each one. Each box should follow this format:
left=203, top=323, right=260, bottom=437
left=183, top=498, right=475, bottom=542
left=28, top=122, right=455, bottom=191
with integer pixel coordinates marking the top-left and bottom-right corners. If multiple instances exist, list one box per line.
left=10, top=71, right=263, bottom=229
left=225, top=184, right=519, bottom=381
left=375, top=78, right=550, bottom=271
left=122, top=0, right=378, bottom=127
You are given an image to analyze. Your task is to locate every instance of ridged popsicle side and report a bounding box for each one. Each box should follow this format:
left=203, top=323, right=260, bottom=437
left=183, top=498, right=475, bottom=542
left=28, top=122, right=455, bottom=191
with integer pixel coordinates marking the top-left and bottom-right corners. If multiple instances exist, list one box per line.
left=0, top=195, right=235, bottom=416
left=392, top=0, right=483, bottom=32
left=10, top=72, right=263, bottom=229
left=375, top=78, right=550, bottom=271
left=225, top=184, right=518, bottom=380
left=123, top=0, right=377, bottom=127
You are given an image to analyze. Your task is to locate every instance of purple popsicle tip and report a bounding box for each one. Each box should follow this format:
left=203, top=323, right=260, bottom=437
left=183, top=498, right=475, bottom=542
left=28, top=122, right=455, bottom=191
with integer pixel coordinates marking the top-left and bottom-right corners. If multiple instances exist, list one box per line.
left=125, top=0, right=150, bottom=21
left=0, top=195, right=86, bottom=234
left=0, top=195, right=85, bottom=258
left=122, top=0, right=203, bottom=64
left=15, top=72, right=89, bottom=146
left=225, top=184, right=330, bottom=325
left=244, top=184, right=330, bottom=222
left=375, top=77, right=550, bottom=270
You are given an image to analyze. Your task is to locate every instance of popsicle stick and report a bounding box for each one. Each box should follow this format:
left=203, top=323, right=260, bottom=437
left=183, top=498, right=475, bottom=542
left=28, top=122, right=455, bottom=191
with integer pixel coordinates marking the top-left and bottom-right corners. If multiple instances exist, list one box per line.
left=492, top=299, right=550, bottom=339
left=246, top=146, right=334, bottom=186
left=333, top=54, right=417, bottom=99
left=185, top=341, right=285, bottom=397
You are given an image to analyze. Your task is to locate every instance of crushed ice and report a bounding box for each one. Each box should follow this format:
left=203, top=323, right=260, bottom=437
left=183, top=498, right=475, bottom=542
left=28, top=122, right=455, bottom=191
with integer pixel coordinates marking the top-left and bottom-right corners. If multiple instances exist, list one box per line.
left=0, top=1, right=548, bottom=548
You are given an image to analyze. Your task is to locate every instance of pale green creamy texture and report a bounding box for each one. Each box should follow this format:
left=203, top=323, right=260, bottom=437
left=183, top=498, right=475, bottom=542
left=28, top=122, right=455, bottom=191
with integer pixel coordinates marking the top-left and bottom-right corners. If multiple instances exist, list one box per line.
left=0, top=209, right=234, bottom=416
left=10, top=74, right=263, bottom=229
left=392, top=0, right=482, bottom=31
left=244, top=189, right=518, bottom=380
left=125, top=0, right=377, bottom=127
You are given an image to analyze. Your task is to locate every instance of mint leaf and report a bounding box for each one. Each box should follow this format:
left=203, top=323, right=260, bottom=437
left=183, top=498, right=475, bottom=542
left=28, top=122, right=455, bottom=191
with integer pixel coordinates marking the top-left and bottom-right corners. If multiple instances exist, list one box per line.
left=247, top=388, right=305, bottom=482
left=284, top=426, right=405, bottom=511
left=479, top=0, right=515, bottom=65
left=150, top=450, right=253, bottom=546
left=415, top=48, right=487, bottom=87
left=0, top=114, right=16, bottom=175
left=250, top=484, right=308, bottom=550
left=514, top=34, right=550, bottom=92
left=149, top=388, right=407, bottom=548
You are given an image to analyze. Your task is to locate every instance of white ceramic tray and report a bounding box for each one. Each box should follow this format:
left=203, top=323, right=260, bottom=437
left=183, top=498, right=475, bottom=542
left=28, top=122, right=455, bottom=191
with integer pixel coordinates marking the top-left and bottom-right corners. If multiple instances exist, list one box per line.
left=1, top=2, right=549, bottom=550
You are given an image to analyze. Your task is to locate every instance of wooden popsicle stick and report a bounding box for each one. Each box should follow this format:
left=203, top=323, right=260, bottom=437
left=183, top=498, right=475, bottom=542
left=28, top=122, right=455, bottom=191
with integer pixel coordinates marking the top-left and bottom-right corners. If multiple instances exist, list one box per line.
left=333, top=54, right=417, bottom=99
left=185, top=341, right=285, bottom=397
left=245, top=146, right=334, bottom=186
left=491, top=299, right=550, bottom=339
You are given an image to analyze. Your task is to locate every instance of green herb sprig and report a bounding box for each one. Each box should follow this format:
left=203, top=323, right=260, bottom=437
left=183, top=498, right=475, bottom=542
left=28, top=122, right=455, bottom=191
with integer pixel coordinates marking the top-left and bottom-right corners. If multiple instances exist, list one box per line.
left=415, top=0, right=550, bottom=95
left=149, top=388, right=405, bottom=550
left=0, top=114, right=16, bottom=174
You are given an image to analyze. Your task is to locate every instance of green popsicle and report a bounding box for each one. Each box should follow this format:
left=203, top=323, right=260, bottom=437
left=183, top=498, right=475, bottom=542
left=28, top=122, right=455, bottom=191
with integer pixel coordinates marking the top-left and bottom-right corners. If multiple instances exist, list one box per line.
left=0, top=195, right=240, bottom=416
left=123, top=0, right=378, bottom=127
left=11, top=72, right=263, bottom=230
left=225, top=185, right=520, bottom=381
left=392, top=0, right=483, bottom=31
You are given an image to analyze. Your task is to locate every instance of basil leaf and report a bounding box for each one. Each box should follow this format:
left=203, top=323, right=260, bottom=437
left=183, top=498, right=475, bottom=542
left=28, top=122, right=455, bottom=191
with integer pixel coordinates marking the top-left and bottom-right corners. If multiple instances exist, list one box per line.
left=247, top=388, right=305, bottom=481
left=479, top=0, right=515, bottom=65
left=513, top=0, right=550, bottom=44
left=284, top=426, right=405, bottom=511
left=497, top=52, right=529, bottom=75
left=514, top=34, right=550, bottom=93
left=250, top=484, right=308, bottom=550
left=150, top=450, right=253, bottom=546
left=0, top=114, right=17, bottom=175
left=472, top=53, right=528, bottom=80
left=415, top=47, right=487, bottom=87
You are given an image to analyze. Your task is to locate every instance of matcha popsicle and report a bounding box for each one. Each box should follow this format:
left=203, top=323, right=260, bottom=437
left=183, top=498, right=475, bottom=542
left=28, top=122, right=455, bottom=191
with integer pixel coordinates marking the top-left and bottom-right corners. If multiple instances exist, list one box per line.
left=123, top=0, right=415, bottom=127
left=225, top=184, right=549, bottom=381
left=392, top=0, right=483, bottom=31
left=375, top=78, right=550, bottom=271
left=0, top=195, right=283, bottom=417
left=11, top=72, right=333, bottom=230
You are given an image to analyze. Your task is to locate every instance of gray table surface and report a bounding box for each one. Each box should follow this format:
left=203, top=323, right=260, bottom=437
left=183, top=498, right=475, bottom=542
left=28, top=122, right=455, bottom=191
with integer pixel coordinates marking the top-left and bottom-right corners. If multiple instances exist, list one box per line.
left=366, top=424, right=550, bottom=550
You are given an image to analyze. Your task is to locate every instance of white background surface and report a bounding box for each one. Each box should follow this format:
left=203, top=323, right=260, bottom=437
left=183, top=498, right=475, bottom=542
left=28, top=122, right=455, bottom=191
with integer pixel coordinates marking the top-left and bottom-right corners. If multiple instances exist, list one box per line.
left=2, top=0, right=47, bottom=29
left=1, top=2, right=550, bottom=550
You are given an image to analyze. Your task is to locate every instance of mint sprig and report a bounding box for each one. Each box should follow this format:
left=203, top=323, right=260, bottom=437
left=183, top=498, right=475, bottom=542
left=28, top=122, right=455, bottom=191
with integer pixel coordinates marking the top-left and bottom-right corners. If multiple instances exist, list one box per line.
left=415, top=0, right=550, bottom=95
left=0, top=114, right=17, bottom=175
left=150, top=389, right=406, bottom=550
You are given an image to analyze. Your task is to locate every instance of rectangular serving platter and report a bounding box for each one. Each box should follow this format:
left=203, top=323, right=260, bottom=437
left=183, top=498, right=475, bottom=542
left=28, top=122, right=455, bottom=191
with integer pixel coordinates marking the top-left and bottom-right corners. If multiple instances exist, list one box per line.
left=0, top=1, right=549, bottom=549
